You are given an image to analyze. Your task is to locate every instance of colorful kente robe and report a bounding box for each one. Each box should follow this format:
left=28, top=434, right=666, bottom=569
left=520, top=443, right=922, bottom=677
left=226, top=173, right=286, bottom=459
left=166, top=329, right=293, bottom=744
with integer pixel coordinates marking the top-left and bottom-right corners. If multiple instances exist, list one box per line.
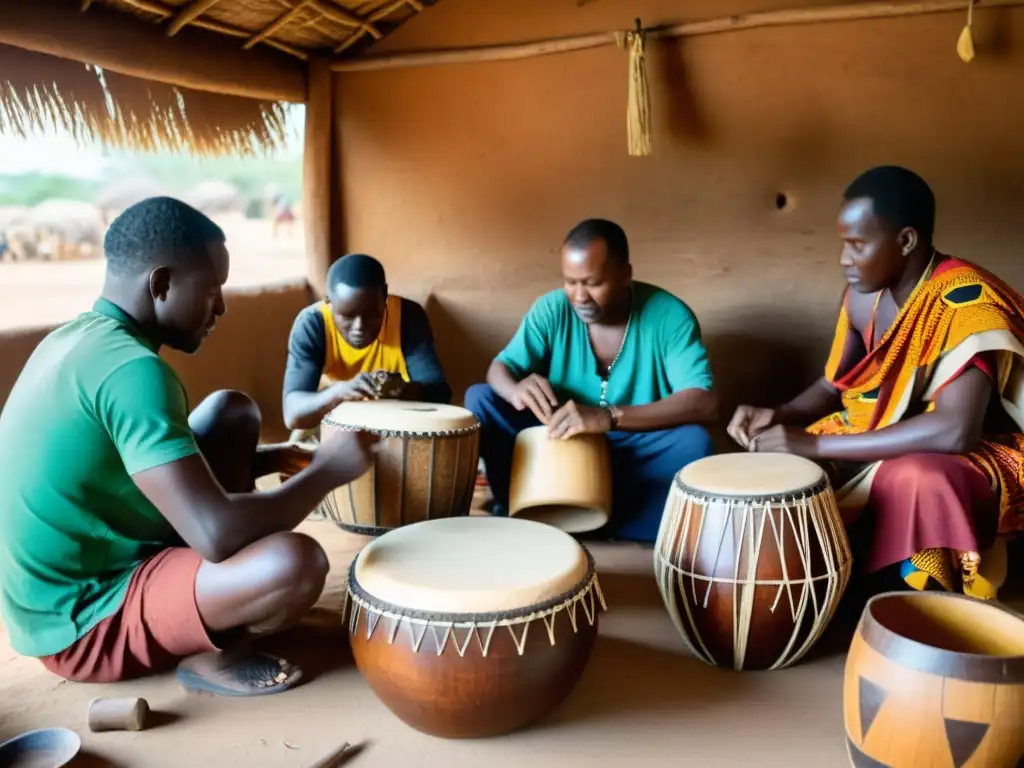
left=807, top=256, right=1024, bottom=598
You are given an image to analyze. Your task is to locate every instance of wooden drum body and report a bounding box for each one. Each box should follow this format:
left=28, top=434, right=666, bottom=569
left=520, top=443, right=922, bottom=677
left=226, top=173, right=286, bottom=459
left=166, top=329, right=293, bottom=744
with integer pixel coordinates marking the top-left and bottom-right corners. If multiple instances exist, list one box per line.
left=845, top=592, right=1024, bottom=767
left=317, top=400, right=479, bottom=536
left=345, top=517, right=606, bottom=738
left=508, top=426, right=612, bottom=533
left=654, top=453, right=852, bottom=671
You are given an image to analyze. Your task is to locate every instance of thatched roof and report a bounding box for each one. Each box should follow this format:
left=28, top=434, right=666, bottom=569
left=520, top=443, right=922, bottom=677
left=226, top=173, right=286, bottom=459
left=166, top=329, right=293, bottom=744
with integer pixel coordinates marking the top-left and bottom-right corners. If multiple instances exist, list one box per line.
left=91, top=0, right=431, bottom=60
left=0, top=0, right=436, bottom=156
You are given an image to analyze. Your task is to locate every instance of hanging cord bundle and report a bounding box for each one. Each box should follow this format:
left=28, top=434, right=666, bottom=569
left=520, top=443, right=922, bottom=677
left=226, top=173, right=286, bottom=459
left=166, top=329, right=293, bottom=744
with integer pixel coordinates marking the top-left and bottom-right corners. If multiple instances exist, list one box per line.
left=957, top=0, right=976, bottom=62
left=620, top=18, right=652, bottom=156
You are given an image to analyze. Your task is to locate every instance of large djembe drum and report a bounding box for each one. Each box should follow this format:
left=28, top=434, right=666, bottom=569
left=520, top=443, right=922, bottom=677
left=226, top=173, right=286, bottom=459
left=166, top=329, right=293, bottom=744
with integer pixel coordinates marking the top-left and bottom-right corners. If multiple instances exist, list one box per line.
left=508, top=426, right=612, bottom=533
left=845, top=591, right=1024, bottom=767
left=317, top=400, right=479, bottom=535
left=654, top=452, right=852, bottom=671
left=345, top=517, right=606, bottom=738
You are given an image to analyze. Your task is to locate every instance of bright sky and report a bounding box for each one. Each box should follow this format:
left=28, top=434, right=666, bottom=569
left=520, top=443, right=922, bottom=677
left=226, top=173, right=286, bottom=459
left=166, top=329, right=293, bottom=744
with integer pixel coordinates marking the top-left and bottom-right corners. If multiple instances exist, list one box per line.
left=0, top=133, right=109, bottom=178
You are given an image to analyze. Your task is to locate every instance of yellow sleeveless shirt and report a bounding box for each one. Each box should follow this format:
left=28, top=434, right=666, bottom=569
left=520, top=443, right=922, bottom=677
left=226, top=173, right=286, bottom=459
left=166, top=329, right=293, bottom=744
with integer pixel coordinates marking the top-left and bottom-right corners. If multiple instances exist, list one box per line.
left=318, top=294, right=410, bottom=383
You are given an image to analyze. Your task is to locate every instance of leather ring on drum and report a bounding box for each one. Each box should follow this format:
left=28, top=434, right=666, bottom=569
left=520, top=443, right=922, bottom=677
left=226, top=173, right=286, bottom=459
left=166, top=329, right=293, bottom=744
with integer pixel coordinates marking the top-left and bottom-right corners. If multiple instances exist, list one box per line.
left=320, top=423, right=481, bottom=439
left=672, top=473, right=830, bottom=503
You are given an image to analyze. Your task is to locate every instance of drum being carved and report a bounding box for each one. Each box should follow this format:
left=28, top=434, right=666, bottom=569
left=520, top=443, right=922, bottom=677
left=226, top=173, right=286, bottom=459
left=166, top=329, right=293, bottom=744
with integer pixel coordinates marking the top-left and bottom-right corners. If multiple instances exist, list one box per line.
left=844, top=592, right=1024, bottom=768
left=508, top=426, right=612, bottom=533
left=345, top=517, right=606, bottom=738
left=654, top=453, right=852, bottom=671
left=317, top=400, right=480, bottom=536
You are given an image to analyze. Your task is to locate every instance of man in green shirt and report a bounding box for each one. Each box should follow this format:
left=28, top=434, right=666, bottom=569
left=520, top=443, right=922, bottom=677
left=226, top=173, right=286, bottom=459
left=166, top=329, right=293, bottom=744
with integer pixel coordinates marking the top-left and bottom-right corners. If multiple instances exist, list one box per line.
left=465, top=218, right=718, bottom=542
left=0, top=197, right=376, bottom=696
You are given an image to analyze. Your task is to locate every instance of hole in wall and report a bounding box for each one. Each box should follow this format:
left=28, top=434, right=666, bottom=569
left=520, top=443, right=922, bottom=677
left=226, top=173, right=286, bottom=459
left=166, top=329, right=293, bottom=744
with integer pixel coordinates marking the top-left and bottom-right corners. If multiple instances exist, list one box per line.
left=774, top=191, right=798, bottom=212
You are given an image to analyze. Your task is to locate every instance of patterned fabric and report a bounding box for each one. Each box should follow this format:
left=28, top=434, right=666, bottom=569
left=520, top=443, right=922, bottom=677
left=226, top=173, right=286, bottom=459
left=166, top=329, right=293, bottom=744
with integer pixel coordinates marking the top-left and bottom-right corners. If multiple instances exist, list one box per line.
left=807, top=256, right=1024, bottom=597
left=319, top=294, right=409, bottom=384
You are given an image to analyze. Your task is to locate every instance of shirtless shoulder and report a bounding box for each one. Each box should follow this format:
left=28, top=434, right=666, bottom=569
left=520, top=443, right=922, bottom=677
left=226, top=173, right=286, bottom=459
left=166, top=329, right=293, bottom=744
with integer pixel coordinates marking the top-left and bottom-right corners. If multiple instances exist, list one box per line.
left=843, top=287, right=878, bottom=336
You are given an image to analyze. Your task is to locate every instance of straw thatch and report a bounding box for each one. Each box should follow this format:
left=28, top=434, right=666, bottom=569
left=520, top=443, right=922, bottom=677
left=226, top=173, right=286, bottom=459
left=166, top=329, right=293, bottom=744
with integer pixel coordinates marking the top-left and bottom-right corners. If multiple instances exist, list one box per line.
left=0, top=0, right=434, bottom=155
left=0, top=45, right=289, bottom=155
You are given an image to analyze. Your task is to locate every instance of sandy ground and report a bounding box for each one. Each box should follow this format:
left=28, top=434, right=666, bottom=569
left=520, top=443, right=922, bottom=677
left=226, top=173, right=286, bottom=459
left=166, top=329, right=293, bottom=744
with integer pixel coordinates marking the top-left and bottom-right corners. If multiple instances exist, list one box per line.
left=0, top=215, right=306, bottom=330
left=1, top=482, right=1020, bottom=768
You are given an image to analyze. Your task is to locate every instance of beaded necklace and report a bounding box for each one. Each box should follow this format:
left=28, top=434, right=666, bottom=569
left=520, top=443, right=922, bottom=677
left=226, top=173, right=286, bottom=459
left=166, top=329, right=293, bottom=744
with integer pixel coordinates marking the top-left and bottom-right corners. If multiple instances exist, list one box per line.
left=597, top=289, right=634, bottom=408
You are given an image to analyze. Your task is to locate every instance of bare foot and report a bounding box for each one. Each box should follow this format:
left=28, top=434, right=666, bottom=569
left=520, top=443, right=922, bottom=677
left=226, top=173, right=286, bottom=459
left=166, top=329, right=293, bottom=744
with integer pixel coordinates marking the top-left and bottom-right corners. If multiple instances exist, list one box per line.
left=176, top=650, right=303, bottom=697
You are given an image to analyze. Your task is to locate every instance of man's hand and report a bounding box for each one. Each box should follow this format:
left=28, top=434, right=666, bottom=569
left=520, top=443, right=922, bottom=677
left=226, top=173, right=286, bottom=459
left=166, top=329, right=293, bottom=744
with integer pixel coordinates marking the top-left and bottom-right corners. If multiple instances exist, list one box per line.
left=510, top=374, right=559, bottom=424
left=255, top=442, right=314, bottom=480
left=328, top=373, right=382, bottom=403
left=547, top=401, right=612, bottom=440
left=374, top=371, right=407, bottom=400
left=311, top=429, right=380, bottom=486
left=748, top=424, right=819, bottom=458
left=727, top=405, right=780, bottom=449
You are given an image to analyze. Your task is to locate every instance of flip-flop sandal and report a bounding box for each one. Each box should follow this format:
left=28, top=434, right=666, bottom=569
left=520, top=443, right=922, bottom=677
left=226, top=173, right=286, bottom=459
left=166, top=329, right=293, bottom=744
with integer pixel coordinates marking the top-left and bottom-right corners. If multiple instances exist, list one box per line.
left=176, top=652, right=303, bottom=697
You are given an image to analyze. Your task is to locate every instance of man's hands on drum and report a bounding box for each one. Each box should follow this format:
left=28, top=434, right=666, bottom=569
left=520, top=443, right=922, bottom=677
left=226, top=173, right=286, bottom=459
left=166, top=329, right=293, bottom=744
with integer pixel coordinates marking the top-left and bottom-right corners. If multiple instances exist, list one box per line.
left=510, top=374, right=560, bottom=423
left=728, top=405, right=819, bottom=458
left=328, top=373, right=382, bottom=403
left=311, top=428, right=381, bottom=485
left=546, top=401, right=612, bottom=440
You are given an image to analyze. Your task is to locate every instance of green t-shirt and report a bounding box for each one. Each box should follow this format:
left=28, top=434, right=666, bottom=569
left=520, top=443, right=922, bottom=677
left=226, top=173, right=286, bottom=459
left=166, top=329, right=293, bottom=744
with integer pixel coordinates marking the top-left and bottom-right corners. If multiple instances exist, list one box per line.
left=0, top=299, right=199, bottom=657
left=496, top=281, right=713, bottom=407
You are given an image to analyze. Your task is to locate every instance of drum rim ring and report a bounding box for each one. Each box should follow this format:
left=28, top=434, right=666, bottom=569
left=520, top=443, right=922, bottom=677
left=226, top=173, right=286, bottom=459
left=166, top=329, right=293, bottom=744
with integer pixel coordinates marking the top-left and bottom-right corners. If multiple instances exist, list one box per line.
left=320, top=422, right=481, bottom=438
left=672, top=473, right=831, bottom=503
left=346, top=543, right=599, bottom=625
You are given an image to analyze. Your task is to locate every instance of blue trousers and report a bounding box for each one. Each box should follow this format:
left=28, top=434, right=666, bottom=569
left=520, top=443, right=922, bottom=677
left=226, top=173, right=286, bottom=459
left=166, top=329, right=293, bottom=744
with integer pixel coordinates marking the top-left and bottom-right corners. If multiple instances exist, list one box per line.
left=464, top=383, right=715, bottom=543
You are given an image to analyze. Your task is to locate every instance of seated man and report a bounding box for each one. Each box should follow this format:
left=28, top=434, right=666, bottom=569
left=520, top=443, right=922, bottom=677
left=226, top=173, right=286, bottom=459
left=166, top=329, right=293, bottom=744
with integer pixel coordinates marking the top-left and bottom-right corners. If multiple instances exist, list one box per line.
left=283, top=253, right=451, bottom=438
left=466, top=218, right=718, bottom=543
left=729, top=165, right=1023, bottom=600
left=0, top=197, right=377, bottom=695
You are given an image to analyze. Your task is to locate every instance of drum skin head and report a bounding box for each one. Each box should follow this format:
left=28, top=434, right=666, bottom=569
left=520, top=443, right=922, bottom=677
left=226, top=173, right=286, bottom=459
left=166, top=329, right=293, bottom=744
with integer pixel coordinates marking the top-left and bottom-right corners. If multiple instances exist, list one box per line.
left=677, top=452, right=825, bottom=498
left=352, top=517, right=589, bottom=614
left=323, top=400, right=479, bottom=434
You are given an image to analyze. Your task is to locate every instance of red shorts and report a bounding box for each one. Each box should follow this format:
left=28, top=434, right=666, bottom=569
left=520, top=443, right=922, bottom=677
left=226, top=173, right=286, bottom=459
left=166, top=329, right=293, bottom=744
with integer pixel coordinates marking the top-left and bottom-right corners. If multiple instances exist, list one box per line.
left=39, top=548, right=219, bottom=683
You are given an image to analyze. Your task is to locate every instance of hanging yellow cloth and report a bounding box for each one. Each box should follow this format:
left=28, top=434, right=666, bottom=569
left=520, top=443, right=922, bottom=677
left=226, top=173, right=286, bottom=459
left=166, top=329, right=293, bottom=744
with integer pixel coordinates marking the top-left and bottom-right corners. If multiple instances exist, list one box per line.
left=319, top=294, right=410, bottom=382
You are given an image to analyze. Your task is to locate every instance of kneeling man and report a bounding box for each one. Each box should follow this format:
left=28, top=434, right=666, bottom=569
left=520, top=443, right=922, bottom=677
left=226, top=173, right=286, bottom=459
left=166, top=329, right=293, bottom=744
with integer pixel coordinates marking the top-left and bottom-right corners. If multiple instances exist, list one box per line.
left=729, top=166, right=1023, bottom=599
left=467, top=218, right=718, bottom=542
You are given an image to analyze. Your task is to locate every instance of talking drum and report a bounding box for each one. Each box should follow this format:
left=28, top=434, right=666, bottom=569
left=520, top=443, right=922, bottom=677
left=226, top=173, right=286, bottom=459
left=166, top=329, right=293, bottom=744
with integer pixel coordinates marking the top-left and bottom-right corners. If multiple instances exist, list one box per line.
left=317, top=400, right=480, bottom=535
left=654, top=452, right=852, bottom=671
left=508, top=426, right=612, bottom=533
left=345, top=517, right=606, bottom=738
left=844, top=592, right=1024, bottom=768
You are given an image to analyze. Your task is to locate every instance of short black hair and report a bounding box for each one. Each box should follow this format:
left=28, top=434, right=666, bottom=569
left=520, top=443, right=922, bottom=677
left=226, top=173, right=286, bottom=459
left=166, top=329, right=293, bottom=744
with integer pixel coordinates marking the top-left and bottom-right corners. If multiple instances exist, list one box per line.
left=563, top=218, right=629, bottom=265
left=327, top=253, right=387, bottom=295
left=104, top=196, right=225, bottom=276
left=843, top=165, right=936, bottom=244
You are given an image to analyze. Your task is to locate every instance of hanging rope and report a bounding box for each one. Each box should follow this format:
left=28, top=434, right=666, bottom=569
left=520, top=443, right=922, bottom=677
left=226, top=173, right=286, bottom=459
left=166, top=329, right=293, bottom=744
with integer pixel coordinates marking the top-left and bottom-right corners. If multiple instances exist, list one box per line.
left=957, top=0, right=976, bottom=61
left=624, top=18, right=652, bottom=157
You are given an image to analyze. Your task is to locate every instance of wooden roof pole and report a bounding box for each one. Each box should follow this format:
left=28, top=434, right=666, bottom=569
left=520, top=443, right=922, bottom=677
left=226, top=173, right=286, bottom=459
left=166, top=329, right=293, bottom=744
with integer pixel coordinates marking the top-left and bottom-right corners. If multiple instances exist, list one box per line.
left=166, top=0, right=224, bottom=36
left=0, top=0, right=306, bottom=101
left=245, top=0, right=316, bottom=49
left=331, top=0, right=1024, bottom=72
left=303, top=56, right=337, bottom=298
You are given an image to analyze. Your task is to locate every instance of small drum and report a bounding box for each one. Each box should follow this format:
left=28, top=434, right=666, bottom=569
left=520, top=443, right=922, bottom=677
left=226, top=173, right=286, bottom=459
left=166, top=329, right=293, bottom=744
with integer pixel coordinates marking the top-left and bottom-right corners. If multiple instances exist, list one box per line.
left=345, top=517, right=606, bottom=738
left=508, top=426, right=612, bottom=533
left=317, top=400, right=480, bottom=536
left=654, top=452, right=852, bottom=671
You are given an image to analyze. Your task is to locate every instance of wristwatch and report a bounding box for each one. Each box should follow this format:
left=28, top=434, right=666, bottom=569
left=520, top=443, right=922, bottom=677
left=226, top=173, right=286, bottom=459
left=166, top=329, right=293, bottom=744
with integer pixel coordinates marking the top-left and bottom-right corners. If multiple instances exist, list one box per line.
left=605, top=404, right=622, bottom=430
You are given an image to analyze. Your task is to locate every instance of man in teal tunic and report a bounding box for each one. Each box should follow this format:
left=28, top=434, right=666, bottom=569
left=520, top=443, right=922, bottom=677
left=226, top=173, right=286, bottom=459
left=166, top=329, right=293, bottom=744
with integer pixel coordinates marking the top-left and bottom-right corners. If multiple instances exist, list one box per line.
left=465, top=218, right=719, bottom=542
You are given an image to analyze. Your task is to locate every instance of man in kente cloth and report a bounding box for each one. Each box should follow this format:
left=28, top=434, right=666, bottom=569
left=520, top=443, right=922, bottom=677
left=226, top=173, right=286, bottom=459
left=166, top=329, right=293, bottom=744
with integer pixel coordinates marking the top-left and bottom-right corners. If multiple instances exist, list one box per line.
left=283, top=253, right=451, bottom=440
left=729, top=165, right=1023, bottom=600
left=0, top=197, right=378, bottom=695
left=466, top=218, right=718, bottom=543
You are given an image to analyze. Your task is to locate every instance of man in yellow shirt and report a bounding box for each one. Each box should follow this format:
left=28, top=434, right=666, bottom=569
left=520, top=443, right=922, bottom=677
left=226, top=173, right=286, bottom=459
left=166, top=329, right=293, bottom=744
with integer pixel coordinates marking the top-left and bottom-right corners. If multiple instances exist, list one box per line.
left=283, top=253, right=451, bottom=435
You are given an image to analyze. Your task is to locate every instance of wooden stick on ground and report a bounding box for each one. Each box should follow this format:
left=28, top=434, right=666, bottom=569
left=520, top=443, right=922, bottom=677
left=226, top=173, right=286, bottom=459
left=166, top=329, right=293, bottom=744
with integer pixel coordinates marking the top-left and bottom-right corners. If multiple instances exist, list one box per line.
left=331, top=0, right=1024, bottom=71
left=307, top=741, right=352, bottom=768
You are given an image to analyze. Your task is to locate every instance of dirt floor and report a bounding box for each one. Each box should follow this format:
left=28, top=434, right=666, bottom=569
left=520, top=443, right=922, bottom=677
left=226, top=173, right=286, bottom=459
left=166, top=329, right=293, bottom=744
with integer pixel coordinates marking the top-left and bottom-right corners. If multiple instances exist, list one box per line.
left=2, top=482, right=1020, bottom=768
left=0, top=214, right=305, bottom=330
